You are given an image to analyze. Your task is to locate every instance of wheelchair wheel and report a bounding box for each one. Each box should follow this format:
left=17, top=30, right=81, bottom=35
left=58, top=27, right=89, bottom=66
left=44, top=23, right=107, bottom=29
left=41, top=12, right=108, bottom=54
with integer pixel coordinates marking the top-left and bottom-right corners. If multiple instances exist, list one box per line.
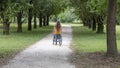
left=59, top=38, right=62, bottom=46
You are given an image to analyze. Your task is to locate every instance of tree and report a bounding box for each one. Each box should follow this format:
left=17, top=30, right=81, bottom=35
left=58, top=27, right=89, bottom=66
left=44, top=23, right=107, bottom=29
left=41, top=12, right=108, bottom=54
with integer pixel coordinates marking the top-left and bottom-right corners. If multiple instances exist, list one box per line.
left=32, top=0, right=43, bottom=27
left=33, top=1, right=37, bottom=29
left=28, top=0, right=33, bottom=31
left=15, top=0, right=29, bottom=32
left=0, top=0, right=15, bottom=35
left=106, top=0, right=118, bottom=56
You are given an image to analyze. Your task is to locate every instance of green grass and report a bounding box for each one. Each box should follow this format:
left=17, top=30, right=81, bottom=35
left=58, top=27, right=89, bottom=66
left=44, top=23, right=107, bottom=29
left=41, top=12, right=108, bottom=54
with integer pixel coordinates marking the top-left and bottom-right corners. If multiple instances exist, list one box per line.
left=0, top=23, right=53, bottom=58
left=72, top=24, right=120, bottom=53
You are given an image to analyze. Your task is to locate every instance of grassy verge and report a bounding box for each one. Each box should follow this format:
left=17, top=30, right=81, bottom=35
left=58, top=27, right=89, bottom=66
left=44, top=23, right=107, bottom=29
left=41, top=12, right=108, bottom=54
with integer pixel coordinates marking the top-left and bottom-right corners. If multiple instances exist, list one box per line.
left=0, top=23, right=53, bottom=65
left=72, top=24, right=120, bottom=53
left=71, top=24, right=120, bottom=68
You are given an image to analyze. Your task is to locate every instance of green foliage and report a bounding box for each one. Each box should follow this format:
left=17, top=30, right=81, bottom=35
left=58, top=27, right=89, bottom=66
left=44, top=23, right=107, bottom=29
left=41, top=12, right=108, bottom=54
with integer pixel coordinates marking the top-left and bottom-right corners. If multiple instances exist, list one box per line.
left=0, top=0, right=30, bottom=23
left=13, top=0, right=31, bottom=13
left=0, top=0, right=70, bottom=23
left=58, top=8, right=78, bottom=23
left=69, top=0, right=107, bottom=25
left=87, top=0, right=107, bottom=15
left=0, top=0, right=14, bottom=21
left=70, top=0, right=120, bottom=25
left=33, top=0, right=69, bottom=17
left=50, top=15, right=58, bottom=22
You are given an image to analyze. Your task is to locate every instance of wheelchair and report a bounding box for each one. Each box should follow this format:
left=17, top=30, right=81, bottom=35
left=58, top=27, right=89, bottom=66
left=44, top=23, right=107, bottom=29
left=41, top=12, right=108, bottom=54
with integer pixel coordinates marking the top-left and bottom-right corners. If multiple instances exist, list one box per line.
left=53, top=34, right=62, bottom=46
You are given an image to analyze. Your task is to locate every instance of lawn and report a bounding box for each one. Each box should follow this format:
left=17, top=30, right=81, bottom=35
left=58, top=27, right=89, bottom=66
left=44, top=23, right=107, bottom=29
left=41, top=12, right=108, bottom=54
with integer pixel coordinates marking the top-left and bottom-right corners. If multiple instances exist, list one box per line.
left=71, top=24, right=120, bottom=68
left=72, top=24, right=120, bottom=53
left=0, top=23, right=53, bottom=65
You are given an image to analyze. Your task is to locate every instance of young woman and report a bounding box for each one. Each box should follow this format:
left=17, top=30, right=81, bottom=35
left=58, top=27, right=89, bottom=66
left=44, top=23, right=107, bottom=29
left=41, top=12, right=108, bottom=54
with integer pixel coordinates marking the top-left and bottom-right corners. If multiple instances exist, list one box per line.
left=53, top=21, right=62, bottom=45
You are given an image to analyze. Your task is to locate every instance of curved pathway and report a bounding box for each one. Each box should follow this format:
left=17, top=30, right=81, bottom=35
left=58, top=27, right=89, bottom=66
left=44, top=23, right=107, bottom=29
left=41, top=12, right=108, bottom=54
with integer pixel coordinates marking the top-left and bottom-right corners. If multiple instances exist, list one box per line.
left=1, top=25, right=75, bottom=68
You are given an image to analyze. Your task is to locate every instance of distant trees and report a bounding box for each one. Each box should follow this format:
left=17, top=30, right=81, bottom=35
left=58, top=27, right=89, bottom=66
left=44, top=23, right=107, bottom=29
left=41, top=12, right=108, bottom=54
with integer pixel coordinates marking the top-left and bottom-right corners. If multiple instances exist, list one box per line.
left=58, top=8, right=78, bottom=23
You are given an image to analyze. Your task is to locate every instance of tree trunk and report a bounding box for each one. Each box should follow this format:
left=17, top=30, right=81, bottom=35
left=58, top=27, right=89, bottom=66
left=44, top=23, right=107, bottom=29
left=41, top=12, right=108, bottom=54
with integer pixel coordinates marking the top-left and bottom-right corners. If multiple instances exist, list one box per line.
left=96, top=23, right=104, bottom=33
left=39, top=14, right=42, bottom=27
left=17, top=12, right=22, bottom=32
left=106, top=0, right=117, bottom=56
left=83, top=18, right=87, bottom=26
left=43, top=16, right=46, bottom=26
left=28, top=0, right=32, bottom=31
left=3, top=19, right=10, bottom=35
left=34, top=13, right=37, bottom=29
left=92, top=16, right=96, bottom=31
left=96, top=16, right=104, bottom=33
left=46, top=15, right=49, bottom=26
left=88, top=19, right=92, bottom=29
left=13, top=17, right=16, bottom=23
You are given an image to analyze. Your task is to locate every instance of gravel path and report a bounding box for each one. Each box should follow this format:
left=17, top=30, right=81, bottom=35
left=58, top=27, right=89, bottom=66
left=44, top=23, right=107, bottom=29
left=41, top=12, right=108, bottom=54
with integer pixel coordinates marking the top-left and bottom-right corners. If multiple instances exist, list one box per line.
left=1, top=25, right=75, bottom=68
